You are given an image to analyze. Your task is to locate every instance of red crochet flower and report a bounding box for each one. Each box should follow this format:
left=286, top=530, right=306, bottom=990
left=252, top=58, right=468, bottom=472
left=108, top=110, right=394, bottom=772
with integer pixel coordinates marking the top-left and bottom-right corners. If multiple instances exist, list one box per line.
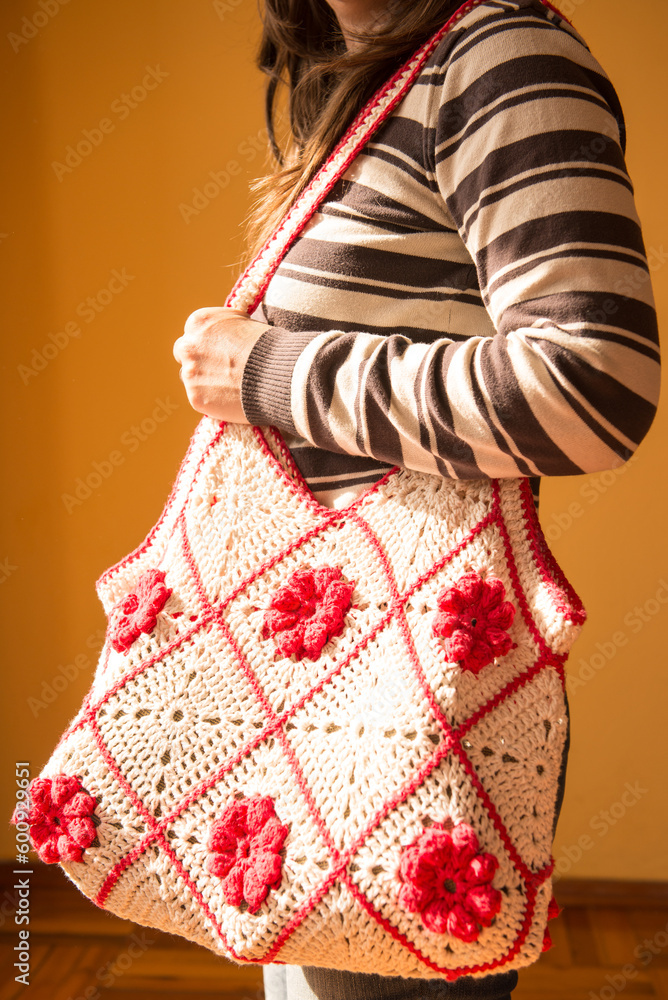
left=108, top=568, right=172, bottom=653
left=205, top=796, right=289, bottom=913
left=432, top=571, right=515, bottom=674
left=11, top=775, right=97, bottom=864
left=262, top=566, right=354, bottom=661
left=398, top=819, right=502, bottom=941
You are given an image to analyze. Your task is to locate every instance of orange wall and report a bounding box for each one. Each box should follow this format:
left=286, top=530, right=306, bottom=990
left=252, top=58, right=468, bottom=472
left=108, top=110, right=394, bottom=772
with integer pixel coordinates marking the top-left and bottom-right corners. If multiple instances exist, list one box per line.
left=1, top=0, right=666, bottom=879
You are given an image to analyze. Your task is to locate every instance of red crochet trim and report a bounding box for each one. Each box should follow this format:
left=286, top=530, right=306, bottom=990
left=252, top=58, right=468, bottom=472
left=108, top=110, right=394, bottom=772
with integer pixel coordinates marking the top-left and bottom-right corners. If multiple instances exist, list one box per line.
left=398, top=818, right=502, bottom=942
left=107, top=568, right=172, bottom=653
left=541, top=0, right=573, bottom=25
left=254, top=426, right=400, bottom=518
left=12, top=775, right=96, bottom=864
left=96, top=420, right=224, bottom=590
left=518, top=478, right=587, bottom=628
left=206, top=795, right=289, bottom=914
left=542, top=892, right=562, bottom=951
left=262, top=566, right=355, bottom=661
left=432, top=571, right=516, bottom=674
left=267, top=426, right=316, bottom=493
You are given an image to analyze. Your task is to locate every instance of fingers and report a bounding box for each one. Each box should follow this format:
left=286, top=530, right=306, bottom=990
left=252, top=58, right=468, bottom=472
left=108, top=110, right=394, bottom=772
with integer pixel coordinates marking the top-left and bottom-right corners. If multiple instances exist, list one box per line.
left=175, top=306, right=256, bottom=366
left=184, top=306, right=249, bottom=334
left=176, top=307, right=226, bottom=364
left=175, top=308, right=215, bottom=365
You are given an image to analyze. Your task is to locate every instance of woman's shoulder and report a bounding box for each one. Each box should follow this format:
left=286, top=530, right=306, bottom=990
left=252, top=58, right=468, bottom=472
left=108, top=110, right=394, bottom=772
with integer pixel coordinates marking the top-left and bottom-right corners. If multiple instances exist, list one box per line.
left=401, top=0, right=624, bottom=150
left=421, top=0, right=595, bottom=81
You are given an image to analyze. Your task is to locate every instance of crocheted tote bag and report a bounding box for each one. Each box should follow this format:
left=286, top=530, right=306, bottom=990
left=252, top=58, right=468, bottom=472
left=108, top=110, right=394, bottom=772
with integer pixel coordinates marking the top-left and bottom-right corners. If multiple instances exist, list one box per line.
left=18, top=0, right=584, bottom=981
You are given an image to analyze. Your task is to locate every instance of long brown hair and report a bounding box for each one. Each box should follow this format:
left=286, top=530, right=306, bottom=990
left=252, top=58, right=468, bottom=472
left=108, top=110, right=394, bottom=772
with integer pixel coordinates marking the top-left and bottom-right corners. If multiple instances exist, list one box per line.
left=243, top=0, right=460, bottom=262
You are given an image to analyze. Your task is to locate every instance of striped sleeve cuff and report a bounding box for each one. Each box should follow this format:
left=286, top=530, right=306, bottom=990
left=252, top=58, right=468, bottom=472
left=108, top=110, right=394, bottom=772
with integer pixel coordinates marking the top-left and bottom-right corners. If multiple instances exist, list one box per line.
left=241, top=325, right=324, bottom=432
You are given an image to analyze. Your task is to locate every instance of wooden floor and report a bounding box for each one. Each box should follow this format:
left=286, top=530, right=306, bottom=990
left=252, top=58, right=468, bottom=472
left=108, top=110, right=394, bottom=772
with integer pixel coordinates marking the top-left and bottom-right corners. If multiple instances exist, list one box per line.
left=1, top=867, right=666, bottom=1000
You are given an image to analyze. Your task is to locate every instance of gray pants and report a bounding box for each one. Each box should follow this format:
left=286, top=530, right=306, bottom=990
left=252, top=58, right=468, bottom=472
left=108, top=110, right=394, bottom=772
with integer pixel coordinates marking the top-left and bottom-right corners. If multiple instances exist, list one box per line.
left=263, top=966, right=518, bottom=999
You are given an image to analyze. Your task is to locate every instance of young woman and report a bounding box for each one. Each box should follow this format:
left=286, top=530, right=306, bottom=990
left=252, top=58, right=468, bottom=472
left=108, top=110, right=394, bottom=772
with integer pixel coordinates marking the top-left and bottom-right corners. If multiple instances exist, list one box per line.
left=174, top=1, right=660, bottom=996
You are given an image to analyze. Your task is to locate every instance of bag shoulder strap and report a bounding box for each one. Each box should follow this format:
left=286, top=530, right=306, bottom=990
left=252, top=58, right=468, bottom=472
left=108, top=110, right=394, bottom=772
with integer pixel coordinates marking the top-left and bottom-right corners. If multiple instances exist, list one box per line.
left=226, top=0, right=569, bottom=315
left=225, top=0, right=550, bottom=315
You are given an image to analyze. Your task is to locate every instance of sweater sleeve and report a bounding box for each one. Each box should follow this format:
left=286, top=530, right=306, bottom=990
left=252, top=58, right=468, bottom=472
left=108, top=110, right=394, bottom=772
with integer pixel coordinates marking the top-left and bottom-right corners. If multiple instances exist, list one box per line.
left=241, top=5, right=660, bottom=479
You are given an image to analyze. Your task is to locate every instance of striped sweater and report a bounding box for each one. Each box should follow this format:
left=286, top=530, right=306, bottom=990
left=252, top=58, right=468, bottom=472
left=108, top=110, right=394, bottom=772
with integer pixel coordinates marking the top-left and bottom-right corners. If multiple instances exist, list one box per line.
left=241, top=0, right=660, bottom=511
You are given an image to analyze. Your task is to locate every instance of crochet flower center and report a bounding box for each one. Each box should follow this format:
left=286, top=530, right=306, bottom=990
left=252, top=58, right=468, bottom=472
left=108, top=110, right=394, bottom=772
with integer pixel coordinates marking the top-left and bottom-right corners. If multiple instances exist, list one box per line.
left=262, top=566, right=355, bottom=661
left=121, top=594, right=139, bottom=614
left=206, top=795, right=289, bottom=914
left=398, top=819, right=502, bottom=942
left=432, top=570, right=516, bottom=674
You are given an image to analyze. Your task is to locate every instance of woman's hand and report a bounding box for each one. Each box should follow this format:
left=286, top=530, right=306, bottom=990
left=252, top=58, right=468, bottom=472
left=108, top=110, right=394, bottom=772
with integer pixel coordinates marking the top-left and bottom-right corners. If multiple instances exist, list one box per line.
left=173, top=307, right=271, bottom=423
